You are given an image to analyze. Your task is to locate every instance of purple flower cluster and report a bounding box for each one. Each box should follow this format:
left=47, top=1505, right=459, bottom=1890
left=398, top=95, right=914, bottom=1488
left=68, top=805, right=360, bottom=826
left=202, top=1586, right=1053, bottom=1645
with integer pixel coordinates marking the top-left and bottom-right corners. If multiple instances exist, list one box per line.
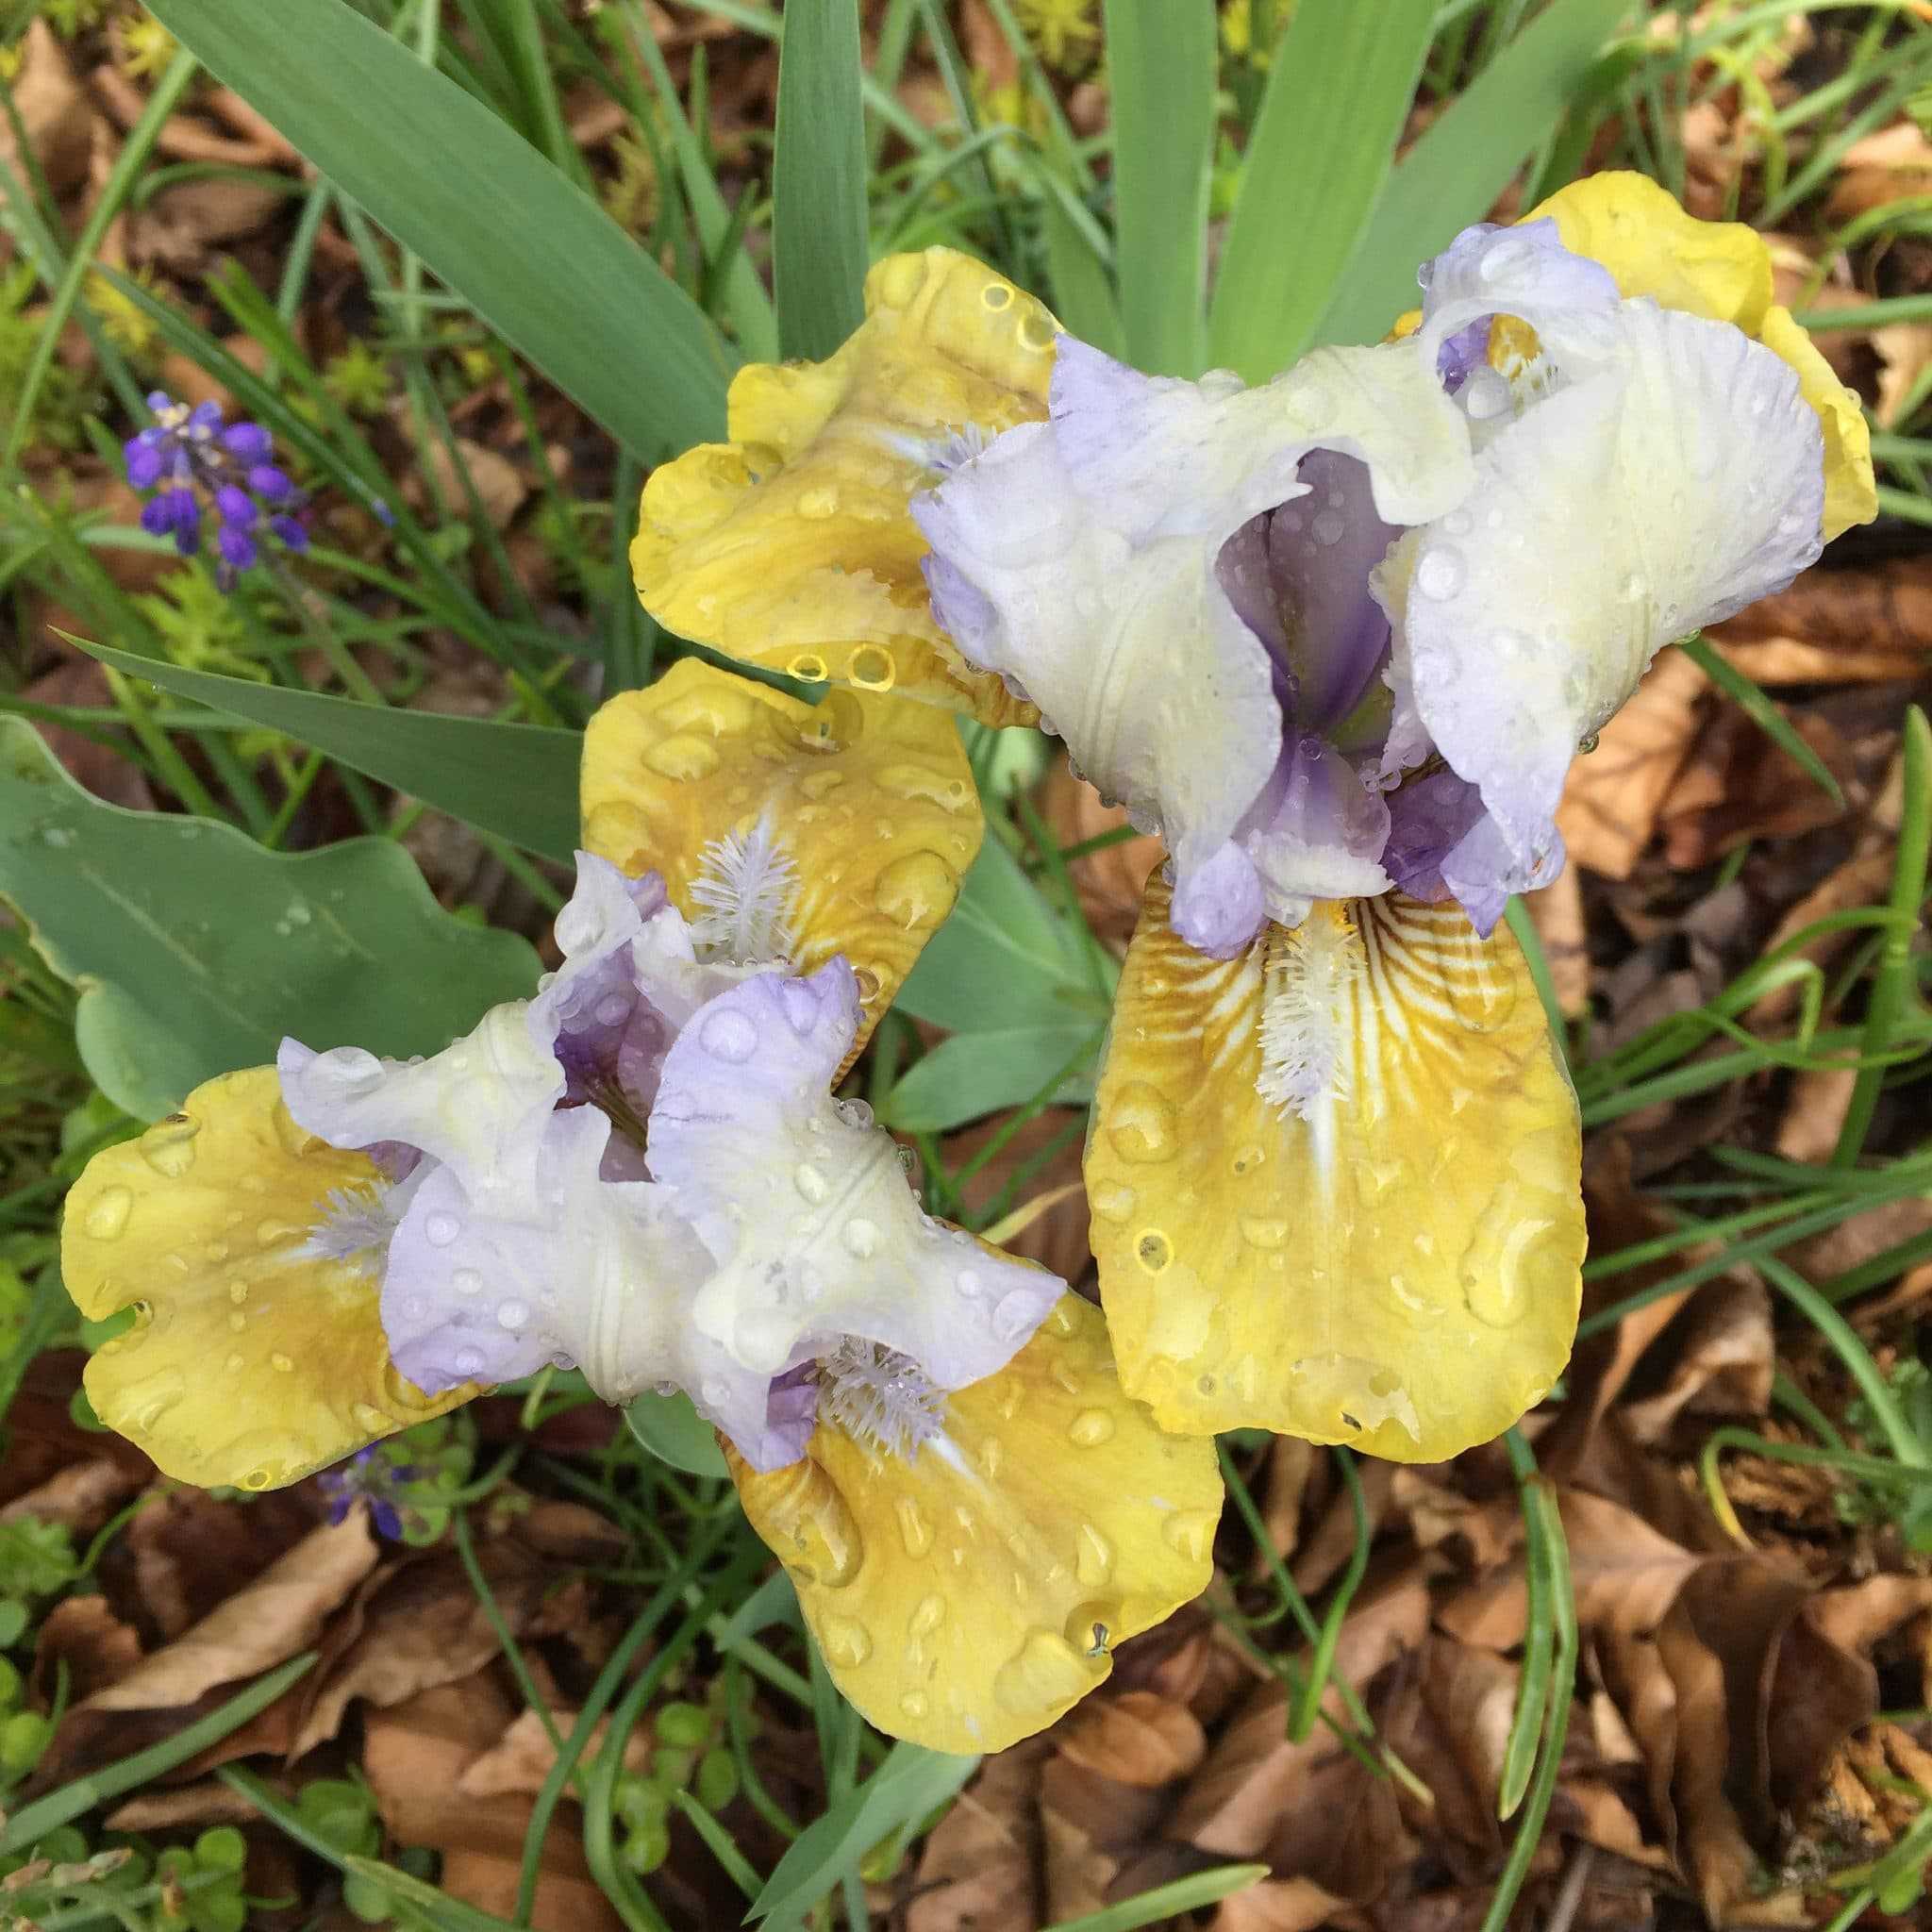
left=314, top=1444, right=424, bottom=1541
left=124, top=391, right=308, bottom=587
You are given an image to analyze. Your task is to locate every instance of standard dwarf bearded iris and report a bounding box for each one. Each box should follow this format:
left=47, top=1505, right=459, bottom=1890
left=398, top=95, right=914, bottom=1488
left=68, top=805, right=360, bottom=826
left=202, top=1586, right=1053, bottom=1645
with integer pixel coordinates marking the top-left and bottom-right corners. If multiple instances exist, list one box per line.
left=631, top=174, right=1874, bottom=1466
left=61, top=660, right=1219, bottom=1754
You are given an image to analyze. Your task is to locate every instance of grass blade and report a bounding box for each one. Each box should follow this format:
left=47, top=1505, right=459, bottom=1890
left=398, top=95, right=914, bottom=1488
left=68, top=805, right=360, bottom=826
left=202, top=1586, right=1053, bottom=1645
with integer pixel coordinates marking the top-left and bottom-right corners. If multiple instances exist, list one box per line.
left=1103, top=0, right=1216, bottom=375
left=1044, top=1865, right=1270, bottom=1932
left=1679, top=634, right=1842, bottom=806
left=76, top=641, right=583, bottom=864
left=147, top=0, right=734, bottom=458
left=1208, top=0, right=1437, bottom=379
left=1312, top=0, right=1634, bottom=349
left=773, top=0, right=869, bottom=358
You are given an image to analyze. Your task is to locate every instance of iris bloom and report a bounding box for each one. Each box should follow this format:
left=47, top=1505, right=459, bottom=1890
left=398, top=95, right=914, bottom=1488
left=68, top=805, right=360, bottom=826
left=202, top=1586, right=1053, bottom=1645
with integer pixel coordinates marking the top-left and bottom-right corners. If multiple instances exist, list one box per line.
left=634, top=175, right=1874, bottom=1464
left=62, top=660, right=1218, bottom=1753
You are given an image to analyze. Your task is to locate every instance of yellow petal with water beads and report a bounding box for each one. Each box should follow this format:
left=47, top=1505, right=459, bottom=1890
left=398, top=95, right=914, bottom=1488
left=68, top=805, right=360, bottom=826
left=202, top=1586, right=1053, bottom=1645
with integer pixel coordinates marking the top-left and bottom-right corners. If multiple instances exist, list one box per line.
left=1086, top=881, right=1584, bottom=1463
left=727, top=1291, right=1221, bottom=1755
left=581, top=658, right=982, bottom=1056
left=628, top=247, right=1059, bottom=728
left=63, top=1067, right=473, bottom=1491
left=1525, top=172, right=1874, bottom=541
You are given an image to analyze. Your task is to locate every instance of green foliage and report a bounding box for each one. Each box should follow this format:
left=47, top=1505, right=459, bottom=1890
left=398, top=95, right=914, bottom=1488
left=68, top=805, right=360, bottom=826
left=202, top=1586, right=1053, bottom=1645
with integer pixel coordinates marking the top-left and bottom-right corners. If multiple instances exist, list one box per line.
left=0, top=1518, right=80, bottom=1601
left=130, top=568, right=271, bottom=683
left=0, top=714, right=540, bottom=1120
left=80, top=642, right=584, bottom=863
left=146, top=0, right=735, bottom=459
left=0, top=264, right=96, bottom=450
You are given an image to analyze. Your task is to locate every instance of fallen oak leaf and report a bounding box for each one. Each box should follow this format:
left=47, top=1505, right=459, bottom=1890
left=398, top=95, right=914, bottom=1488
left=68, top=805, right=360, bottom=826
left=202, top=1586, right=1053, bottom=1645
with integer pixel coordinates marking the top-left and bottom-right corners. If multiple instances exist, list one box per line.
left=1055, top=1688, right=1208, bottom=1789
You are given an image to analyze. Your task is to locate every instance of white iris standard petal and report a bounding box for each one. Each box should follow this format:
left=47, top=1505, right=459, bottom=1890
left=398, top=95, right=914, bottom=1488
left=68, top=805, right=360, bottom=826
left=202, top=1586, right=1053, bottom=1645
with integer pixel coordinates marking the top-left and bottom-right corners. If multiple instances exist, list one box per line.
left=1396, top=300, right=1824, bottom=873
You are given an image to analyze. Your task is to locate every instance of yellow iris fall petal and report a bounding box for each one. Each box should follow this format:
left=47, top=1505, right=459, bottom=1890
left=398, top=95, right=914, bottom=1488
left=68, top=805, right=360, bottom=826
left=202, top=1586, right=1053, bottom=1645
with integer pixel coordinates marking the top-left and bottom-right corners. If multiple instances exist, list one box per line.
left=582, top=658, right=981, bottom=1052
left=1526, top=172, right=1875, bottom=541
left=728, top=1291, right=1221, bottom=1755
left=1086, top=883, right=1584, bottom=1462
left=63, top=1067, right=471, bottom=1490
left=629, top=248, right=1060, bottom=728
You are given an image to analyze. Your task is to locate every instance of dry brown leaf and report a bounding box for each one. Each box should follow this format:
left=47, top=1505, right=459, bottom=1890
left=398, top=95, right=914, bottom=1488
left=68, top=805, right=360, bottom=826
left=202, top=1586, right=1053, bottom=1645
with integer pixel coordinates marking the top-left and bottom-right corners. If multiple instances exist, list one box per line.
left=1616, top=1274, right=1773, bottom=1444
left=1659, top=706, right=1854, bottom=868
left=1874, top=321, right=1932, bottom=429
left=1712, top=558, right=1932, bottom=656
left=1774, top=1065, right=1858, bottom=1164
left=1718, top=634, right=1929, bottom=684
left=92, top=1512, right=375, bottom=1712
left=1828, top=119, right=1932, bottom=223
left=363, top=1680, right=622, bottom=1932
left=1210, top=1874, right=1346, bottom=1932
left=0, top=1454, right=144, bottom=1536
left=106, top=1781, right=262, bottom=1834
left=1525, top=861, right=1591, bottom=1016
left=938, top=1107, right=1090, bottom=1284
left=30, top=1597, right=142, bottom=1706
left=1038, top=762, right=1161, bottom=946
left=1557, top=649, right=1709, bottom=877
left=907, top=1736, right=1048, bottom=1932
left=122, top=1485, right=323, bottom=1641
left=458, top=1705, right=648, bottom=1800
left=1039, top=1757, right=1164, bottom=1921
left=1055, top=1689, right=1207, bottom=1788
left=291, top=1534, right=549, bottom=1757
left=0, top=25, right=91, bottom=206
left=409, top=439, right=528, bottom=531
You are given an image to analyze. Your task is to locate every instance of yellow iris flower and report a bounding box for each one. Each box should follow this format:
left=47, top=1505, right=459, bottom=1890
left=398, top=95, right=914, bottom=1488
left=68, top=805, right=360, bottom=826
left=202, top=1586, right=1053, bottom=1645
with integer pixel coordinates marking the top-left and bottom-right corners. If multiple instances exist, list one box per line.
left=634, top=174, right=1874, bottom=1472
left=62, top=658, right=1220, bottom=1754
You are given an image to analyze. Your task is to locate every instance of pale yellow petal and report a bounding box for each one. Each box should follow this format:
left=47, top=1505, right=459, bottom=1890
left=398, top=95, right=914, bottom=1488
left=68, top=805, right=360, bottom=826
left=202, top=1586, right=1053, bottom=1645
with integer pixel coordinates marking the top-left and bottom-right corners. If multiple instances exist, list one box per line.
left=1524, top=175, right=1874, bottom=539
left=728, top=1291, right=1221, bottom=1754
left=1086, top=884, right=1584, bottom=1462
left=629, top=248, right=1060, bottom=728
left=1758, top=303, right=1878, bottom=541
left=582, top=659, right=981, bottom=1049
left=63, top=1067, right=471, bottom=1491
left=1525, top=171, right=1774, bottom=333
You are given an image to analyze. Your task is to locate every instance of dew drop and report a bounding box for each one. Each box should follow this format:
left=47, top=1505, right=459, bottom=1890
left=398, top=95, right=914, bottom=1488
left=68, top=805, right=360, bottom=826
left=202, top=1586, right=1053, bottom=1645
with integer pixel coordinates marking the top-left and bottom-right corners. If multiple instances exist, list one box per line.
left=225, top=1353, right=245, bottom=1374
left=271, top=1352, right=293, bottom=1373
left=454, top=1268, right=484, bottom=1296
left=455, top=1345, right=487, bottom=1377
left=899, top=1690, right=931, bottom=1719
left=896, top=1496, right=935, bottom=1558
left=497, top=1299, right=530, bottom=1330
left=850, top=644, right=895, bottom=691
left=797, top=486, right=838, bottom=519
left=1067, top=1409, right=1116, bottom=1448
left=700, top=1008, right=758, bottom=1062
left=822, top=1615, right=873, bottom=1666
left=1311, top=510, right=1345, bottom=546
left=1074, top=1522, right=1115, bottom=1585
left=1238, top=1215, right=1289, bottom=1252
left=83, top=1185, right=134, bottom=1241
left=425, top=1211, right=461, bottom=1247
left=909, top=1592, right=946, bottom=1638
left=794, top=1162, right=830, bottom=1205
left=992, top=1631, right=1095, bottom=1716
left=1230, top=1142, right=1266, bottom=1176
left=1134, top=1228, right=1173, bottom=1274
left=874, top=850, right=958, bottom=929
left=842, top=1217, right=880, bottom=1258
left=1414, top=547, right=1466, bottom=601
left=992, top=1289, right=1041, bottom=1343
left=1161, top=1507, right=1220, bottom=1564
left=835, top=1097, right=874, bottom=1130
left=1089, top=1182, right=1136, bottom=1224
left=139, top=1119, right=201, bottom=1178
left=1106, top=1082, right=1177, bottom=1164
left=594, top=993, right=632, bottom=1027
left=353, top=1402, right=390, bottom=1433
left=643, top=733, right=722, bottom=782
left=778, top=979, right=821, bottom=1035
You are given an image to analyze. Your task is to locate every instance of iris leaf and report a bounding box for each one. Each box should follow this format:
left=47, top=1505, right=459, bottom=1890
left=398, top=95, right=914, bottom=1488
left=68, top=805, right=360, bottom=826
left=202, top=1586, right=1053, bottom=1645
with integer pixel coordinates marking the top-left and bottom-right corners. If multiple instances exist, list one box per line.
left=773, top=0, right=870, bottom=358
left=0, top=717, right=538, bottom=1121
left=1208, top=0, right=1438, bottom=379
left=145, top=0, right=734, bottom=458
left=1104, top=0, right=1216, bottom=375
left=1311, top=0, right=1634, bottom=348
left=74, top=641, right=583, bottom=864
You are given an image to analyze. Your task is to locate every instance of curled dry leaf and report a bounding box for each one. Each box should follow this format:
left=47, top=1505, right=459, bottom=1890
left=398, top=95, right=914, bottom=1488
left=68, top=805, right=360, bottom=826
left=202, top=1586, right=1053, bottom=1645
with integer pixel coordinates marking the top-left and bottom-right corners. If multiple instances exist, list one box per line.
left=0, top=24, right=91, bottom=204
left=363, top=1679, right=622, bottom=1932
left=30, top=1596, right=142, bottom=1706
left=1556, top=648, right=1710, bottom=878
left=907, top=1736, right=1049, bottom=1932
left=1054, top=1688, right=1208, bottom=1789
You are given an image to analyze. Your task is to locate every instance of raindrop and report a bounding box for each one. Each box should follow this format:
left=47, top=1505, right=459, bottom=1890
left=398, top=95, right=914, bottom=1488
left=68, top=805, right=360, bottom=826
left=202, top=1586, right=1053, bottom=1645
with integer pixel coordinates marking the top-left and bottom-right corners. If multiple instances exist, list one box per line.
left=842, top=1218, right=880, bottom=1258
left=83, top=1186, right=133, bottom=1241
left=700, top=1008, right=758, bottom=1062
left=1414, top=547, right=1466, bottom=602
left=1067, top=1409, right=1115, bottom=1448
left=595, top=993, right=631, bottom=1027
left=425, top=1211, right=461, bottom=1247
left=794, top=1163, right=830, bottom=1205
left=1311, top=511, right=1345, bottom=546
left=455, top=1345, right=486, bottom=1377
left=454, top=1268, right=484, bottom=1296
left=991, top=1289, right=1039, bottom=1343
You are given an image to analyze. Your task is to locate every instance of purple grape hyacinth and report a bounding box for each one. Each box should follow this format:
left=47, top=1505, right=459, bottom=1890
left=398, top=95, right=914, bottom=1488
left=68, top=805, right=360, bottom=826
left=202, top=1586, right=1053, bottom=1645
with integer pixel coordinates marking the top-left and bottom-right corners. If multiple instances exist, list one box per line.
left=123, top=391, right=311, bottom=589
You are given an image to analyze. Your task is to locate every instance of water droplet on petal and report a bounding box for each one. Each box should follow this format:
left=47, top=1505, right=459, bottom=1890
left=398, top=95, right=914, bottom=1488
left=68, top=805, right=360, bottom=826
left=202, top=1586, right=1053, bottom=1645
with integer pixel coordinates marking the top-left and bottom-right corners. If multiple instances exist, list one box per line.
left=497, top=1299, right=529, bottom=1330
left=1106, top=1083, right=1176, bottom=1164
left=454, top=1268, right=483, bottom=1295
left=1162, top=1507, right=1220, bottom=1564
left=899, top=1690, right=931, bottom=1720
left=425, top=1211, right=461, bottom=1247
left=794, top=1162, right=830, bottom=1205
left=83, top=1186, right=133, bottom=1241
left=778, top=980, right=821, bottom=1035
left=1089, top=1182, right=1136, bottom=1224
left=874, top=851, right=959, bottom=929
left=455, top=1345, right=486, bottom=1377
left=909, top=1593, right=946, bottom=1637
left=821, top=1614, right=873, bottom=1666
left=1415, top=547, right=1466, bottom=601
left=992, top=1289, right=1041, bottom=1344
left=1311, top=510, right=1345, bottom=546
left=896, top=1497, right=935, bottom=1558
left=353, top=1402, right=390, bottom=1433
left=700, top=1008, right=758, bottom=1063
left=1074, top=1522, right=1115, bottom=1584
left=595, top=993, right=632, bottom=1027
left=1067, top=1409, right=1115, bottom=1448
left=842, top=1217, right=879, bottom=1258
left=271, top=1352, right=293, bottom=1373
left=139, top=1119, right=200, bottom=1177
left=1134, top=1228, right=1173, bottom=1274
left=992, top=1630, right=1096, bottom=1716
